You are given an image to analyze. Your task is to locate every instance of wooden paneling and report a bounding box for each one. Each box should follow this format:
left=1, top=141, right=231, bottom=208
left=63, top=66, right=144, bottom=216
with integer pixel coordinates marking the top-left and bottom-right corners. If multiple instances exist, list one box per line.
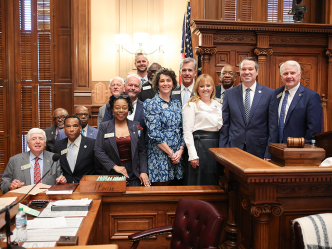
left=54, top=84, right=73, bottom=114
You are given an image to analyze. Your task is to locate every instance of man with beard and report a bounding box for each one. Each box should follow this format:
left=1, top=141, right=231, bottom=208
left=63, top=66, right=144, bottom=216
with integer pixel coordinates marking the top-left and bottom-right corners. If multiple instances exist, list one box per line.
left=44, top=108, right=68, bottom=152
left=138, top=62, right=161, bottom=102
left=135, top=52, right=149, bottom=86
left=102, top=75, right=145, bottom=130
left=216, top=64, right=236, bottom=101
left=56, top=106, right=99, bottom=140
left=98, top=77, right=125, bottom=127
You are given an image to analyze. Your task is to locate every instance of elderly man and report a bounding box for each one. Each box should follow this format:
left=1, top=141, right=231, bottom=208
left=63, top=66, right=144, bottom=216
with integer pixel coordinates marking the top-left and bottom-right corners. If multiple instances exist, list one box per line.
left=135, top=52, right=149, bottom=86
left=219, top=57, right=278, bottom=160
left=274, top=60, right=322, bottom=144
left=216, top=64, right=236, bottom=101
left=54, top=115, right=102, bottom=182
left=97, top=77, right=125, bottom=128
left=56, top=106, right=98, bottom=140
left=44, top=108, right=68, bottom=152
left=171, top=58, right=196, bottom=105
left=138, top=62, right=161, bottom=102
left=1, top=128, right=66, bottom=194
left=102, top=74, right=145, bottom=130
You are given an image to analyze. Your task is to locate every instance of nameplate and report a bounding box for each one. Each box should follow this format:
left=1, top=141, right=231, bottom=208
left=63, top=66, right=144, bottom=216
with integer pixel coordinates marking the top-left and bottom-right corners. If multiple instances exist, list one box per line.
left=172, top=91, right=181, bottom=95
left=277, top=92, right=282, bottom=99
left=21, top=164, right=31, bottom=170
left=104, top=133, right=114, bottom=138
left=61, top=149, right=68, bottom=155
left=143, top=85, right=151, bottom=90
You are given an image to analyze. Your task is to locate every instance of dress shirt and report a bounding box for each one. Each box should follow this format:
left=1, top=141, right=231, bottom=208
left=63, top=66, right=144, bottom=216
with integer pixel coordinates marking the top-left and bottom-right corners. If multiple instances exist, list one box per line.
left=181, top=83, right=194, bottom=104
left=183, top=99, right=223, bottom=161
left=220, top=85, right=233, bottom=100
left=242, top=81, right=256, bottom=107
left=137, top=74, right=148, bottom=86
left=29, top=151, right=44, bottom=184
left=278, top=82, right=300, bottom=124
left=127, top=99, right=137, bottom=121
left=66, top=135, right=82, bottom=166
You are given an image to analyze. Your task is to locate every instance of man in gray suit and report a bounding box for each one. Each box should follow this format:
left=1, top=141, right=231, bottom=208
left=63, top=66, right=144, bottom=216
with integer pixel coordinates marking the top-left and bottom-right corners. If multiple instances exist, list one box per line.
left=171, top=58, right=197, bottom=106
left=1, top=128, right=67, bottom=194
left=97, top=77, right=125, bottom=128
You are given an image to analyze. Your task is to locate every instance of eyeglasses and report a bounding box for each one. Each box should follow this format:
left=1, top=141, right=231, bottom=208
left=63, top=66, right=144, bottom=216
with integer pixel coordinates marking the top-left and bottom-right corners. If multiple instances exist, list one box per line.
left=54, top=115, right=66, bottom=121
left=113, top=94, right=129, bottom=98
left=222, top=72, right=234, bottom=76
left=75, top=113, right=89, bottom=117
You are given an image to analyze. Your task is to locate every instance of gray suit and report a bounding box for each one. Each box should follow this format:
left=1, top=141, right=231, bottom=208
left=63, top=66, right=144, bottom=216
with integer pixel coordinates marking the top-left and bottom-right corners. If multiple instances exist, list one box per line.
left=1, top=151, right=63, bottom=194
left=97, top=105, right=106, bottom=128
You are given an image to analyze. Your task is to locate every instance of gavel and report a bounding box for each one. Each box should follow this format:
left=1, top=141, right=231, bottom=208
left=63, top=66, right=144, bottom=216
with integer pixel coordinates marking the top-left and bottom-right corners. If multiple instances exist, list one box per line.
left=287, top=137, right=305, bottom=148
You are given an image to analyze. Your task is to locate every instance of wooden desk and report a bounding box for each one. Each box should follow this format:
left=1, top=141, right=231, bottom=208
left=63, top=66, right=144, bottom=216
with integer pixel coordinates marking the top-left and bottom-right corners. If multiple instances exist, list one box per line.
left=210, top=148, right=332, bottom=249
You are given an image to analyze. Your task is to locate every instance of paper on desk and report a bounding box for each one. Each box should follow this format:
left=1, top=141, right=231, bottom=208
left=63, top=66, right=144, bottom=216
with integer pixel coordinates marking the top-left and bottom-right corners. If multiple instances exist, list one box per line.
left=11, top=227, right=78, bottom=242
left=64, top=217, right=84, bottom=227
left=0, top=197, right=17, bottom=209
left=11, top=183, right=50, bottom=195
left=39, top=203, right=88, bottom=217
left=27, top=217, right=67, bottom=230
left=23, top=241, right=56, bottom=247
left=52, top=199, right=92, bottom=206
left=19, top=203, right=40, bottom=217
left=46, top=190, right=73, bottom=195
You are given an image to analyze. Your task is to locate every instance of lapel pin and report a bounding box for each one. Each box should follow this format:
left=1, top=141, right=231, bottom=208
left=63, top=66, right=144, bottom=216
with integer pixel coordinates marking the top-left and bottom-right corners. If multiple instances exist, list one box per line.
left=133, top=132, right=136, bottom=134
left=84, top=145, right=87, bottom=148
left=258, top=90, right=261, bottom=93
left=47, top=160, right=49, bottom=162
left=51, top=132, right=53, bottom=134
left=299, top=94, right=301, bottom=96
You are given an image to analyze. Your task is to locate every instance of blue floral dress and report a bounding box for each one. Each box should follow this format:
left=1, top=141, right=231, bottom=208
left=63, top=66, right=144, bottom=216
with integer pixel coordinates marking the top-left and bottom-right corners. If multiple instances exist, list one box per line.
left=143, top=94, right=185, bottom=182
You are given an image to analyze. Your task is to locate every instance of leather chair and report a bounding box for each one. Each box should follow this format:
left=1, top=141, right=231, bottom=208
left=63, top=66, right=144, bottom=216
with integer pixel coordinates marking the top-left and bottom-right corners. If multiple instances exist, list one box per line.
left=128, top=198, right=224, bottom=249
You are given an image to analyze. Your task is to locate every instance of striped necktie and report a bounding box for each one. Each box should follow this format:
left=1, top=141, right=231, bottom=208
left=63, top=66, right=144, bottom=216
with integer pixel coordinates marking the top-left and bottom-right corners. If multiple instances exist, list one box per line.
left=244, top=88, right=251, bottom=123
left=279, top=90, right=289, bottom=143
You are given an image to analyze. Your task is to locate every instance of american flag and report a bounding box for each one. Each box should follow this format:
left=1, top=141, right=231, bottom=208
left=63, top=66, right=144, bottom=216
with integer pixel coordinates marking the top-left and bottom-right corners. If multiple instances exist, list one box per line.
left=180, top=0, right=193, bottom=84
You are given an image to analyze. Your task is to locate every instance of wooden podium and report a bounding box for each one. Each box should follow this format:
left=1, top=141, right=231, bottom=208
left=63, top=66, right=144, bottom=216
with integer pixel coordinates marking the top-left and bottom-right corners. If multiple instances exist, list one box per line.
left=210, top=147, right=332, bottom=249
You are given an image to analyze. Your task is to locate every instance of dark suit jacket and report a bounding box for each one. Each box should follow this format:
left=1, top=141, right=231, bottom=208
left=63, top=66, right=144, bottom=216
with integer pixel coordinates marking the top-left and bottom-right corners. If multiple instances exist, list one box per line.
left=94, top=119, right=148, bottom=178
left=219, top=82, right=278, bottom=159
left=102, top=100, right=146, bottom=130
left=171, top=85, right=195, bottom=105
left=53, top=135, right=101, bottom=183
left=56, top=125, right=99, bottom=141
left=215, top=85, right=222, bottom=99
left=274, top=84, right=322, bottom=144
left=44, top=125, right=57, bottom=152
left=137, top=81, right=156, bottom=102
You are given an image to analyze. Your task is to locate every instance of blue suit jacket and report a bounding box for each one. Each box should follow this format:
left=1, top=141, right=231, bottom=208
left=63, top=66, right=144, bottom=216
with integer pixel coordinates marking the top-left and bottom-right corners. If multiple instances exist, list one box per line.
left=102, top=100, right=146, bottom=130
left=56, top=125, right=98, bottom=142
left=274, top=84, right=322, bottom=144
left=171, top=85, right=194, bottom=106
left=219, top=82, right=278, bottom=159
left=94, top=119, right=148, bottom=178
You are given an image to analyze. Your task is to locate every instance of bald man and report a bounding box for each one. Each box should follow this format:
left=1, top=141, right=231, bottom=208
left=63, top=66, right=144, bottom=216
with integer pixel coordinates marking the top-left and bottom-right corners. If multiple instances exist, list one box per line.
left=56, top=106, right=99, bottom=141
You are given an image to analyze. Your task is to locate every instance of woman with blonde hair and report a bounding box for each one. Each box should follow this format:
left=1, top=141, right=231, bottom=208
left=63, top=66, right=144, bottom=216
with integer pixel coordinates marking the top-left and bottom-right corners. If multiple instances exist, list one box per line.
left=182, top=74, right=223, bottom=185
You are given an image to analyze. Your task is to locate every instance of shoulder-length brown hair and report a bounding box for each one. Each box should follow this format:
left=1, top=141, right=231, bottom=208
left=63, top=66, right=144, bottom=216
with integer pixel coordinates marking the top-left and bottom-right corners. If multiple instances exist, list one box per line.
left=152, top=68, right=178, bottom=92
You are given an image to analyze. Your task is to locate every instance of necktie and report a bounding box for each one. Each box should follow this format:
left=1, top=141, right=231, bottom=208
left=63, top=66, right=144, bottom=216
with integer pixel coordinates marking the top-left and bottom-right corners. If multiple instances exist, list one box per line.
left=34, top=157, right=41, bottom=184
left=244, top=88, right=251, bottom=123
left=183, top=88, right=189, bottom=105
left=279, top=90, right=289, bottom=143
left=81, top=129, right=85, bottom=136
left=67, top=143, right=76, bottom=173
left=141, top=79, right=145, bottom=86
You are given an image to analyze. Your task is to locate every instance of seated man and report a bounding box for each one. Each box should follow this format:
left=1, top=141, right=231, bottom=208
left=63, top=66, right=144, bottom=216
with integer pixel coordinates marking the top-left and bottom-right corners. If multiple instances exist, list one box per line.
left=53, top=115, right=101, bottom=183
left=56, top=106, right=98, bottom=140
left=1, top=128, right=66, bottom=194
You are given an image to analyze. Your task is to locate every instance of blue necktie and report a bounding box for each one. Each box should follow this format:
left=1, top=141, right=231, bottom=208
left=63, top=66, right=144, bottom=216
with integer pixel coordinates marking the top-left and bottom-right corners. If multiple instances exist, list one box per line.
left=183, top=88, right=189, bottom=105
left=81, top=129, right=85, bottom=136
left=244, top=88, right=251, bottom=123
left=279, top=90, right=289, bottom=143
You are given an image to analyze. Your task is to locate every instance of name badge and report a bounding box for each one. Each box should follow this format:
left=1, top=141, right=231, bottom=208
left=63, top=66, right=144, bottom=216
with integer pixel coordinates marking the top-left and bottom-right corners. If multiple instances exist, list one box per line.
left=61, top=149, right=68, bottom=155
left=21, top=164, right=31, bottom=170
left=104, top=133, right=114, bottom=138
left=277, top=93, right=282, bottom=99
left=143, top=85, right=151, bottom=90
left=172, top=90, right=181, bottom=95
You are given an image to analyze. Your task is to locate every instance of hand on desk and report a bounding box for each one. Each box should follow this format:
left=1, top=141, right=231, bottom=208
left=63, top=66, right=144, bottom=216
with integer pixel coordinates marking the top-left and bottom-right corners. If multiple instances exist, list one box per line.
left=9, top=179, right=24, bottom=190
left=113, top=165, right=129, bottom=178
left=56, top=175, right=67, bottom=184
left=139, top=173, right=150, bottom=187
left=264, top=158, right=271, bottom=162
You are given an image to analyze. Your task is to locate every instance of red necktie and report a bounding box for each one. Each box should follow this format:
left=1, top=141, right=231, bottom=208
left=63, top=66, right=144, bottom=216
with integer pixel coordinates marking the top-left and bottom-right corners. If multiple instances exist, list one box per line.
left=34, top=157, right=41, bottom=184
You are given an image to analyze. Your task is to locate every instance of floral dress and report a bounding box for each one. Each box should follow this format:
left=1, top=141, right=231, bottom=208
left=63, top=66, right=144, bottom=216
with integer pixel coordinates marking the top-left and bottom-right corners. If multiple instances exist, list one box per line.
left=143, top=94, right=185, bottom=182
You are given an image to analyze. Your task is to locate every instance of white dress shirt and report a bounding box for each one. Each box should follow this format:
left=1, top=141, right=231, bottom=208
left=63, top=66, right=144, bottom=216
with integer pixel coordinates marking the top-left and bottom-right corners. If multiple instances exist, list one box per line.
left=66, top=135, right=82, bottom=166
left=29, top=151, right=44, bottom=184
left=278, top=82, right=300, bottom=124
left=183, top=99, right=223, bottom=161
left=127, top=99, right=137, bottom=121
left=242, top=81, right=256, bottom=107
left=181, top=83, right=194, bottom=104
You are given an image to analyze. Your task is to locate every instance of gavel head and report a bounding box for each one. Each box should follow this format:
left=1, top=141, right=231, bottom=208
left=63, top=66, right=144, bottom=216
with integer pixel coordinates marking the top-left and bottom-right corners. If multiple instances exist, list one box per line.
left=287, top=137, right=305, bottom=148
